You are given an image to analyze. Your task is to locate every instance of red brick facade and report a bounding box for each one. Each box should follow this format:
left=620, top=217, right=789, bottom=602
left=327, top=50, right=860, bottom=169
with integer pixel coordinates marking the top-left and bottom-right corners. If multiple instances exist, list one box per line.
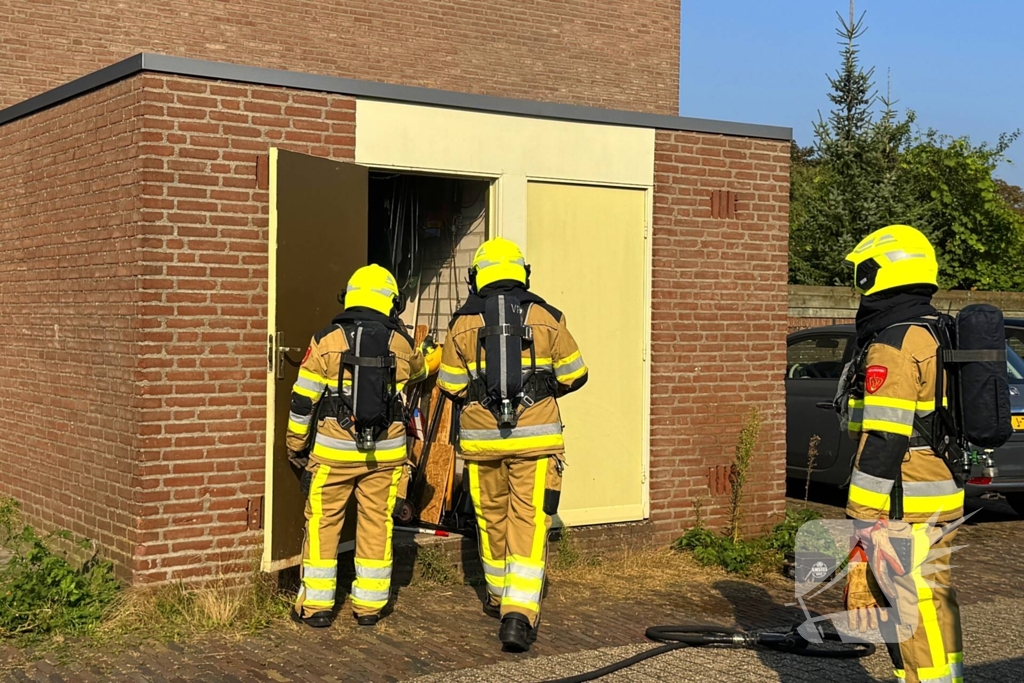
left=1, top=0, right=681, bottom=115
left=0, top=79, right=144, bottom=577
left=1, top=73, right=790, bottom=582
left=131, top=75, right=356, bottom=582
left=649, top=131, right=791, bottom=541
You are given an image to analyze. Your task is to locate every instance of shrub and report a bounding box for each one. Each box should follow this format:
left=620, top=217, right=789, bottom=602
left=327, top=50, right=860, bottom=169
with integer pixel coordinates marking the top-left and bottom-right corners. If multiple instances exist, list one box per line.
left=0, top=498, right=120, bottom=641
left=674, top=507, right=824, bottom=576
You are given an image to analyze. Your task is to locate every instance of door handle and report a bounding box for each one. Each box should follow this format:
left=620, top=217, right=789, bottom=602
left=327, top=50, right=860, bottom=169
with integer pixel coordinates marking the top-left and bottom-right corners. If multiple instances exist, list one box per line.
left=273, top=331, right=305, bottom=380
left=816, top=402, right=835, bottom=410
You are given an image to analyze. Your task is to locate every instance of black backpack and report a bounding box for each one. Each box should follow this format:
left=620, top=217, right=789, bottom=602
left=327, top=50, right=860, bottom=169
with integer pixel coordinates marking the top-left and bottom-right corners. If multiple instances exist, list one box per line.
left=336, top=321, right=399, bottom=450
left=839, top=304, right=1012, bottom=481
left=921, top=305, right=1012, bottom=458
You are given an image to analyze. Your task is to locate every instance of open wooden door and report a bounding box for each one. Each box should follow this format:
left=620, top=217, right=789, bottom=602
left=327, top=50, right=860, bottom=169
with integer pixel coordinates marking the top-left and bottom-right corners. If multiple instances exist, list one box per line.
left=263, top=148, right=368, bottom=571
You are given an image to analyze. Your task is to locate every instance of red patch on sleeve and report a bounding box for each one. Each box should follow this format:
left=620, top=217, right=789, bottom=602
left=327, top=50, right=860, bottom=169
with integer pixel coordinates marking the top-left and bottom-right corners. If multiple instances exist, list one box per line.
left=865, top=365, right=888, bottom=394
left=302, top=347, right=312, bottom=364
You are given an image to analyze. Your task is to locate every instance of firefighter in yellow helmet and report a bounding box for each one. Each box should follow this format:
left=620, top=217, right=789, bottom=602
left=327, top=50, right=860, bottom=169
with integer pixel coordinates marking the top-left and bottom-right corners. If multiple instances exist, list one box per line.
left=287, top=264, right=427, bottom=628
left=438, top=237, right=588, bottom=652
left=840, top=225, right=963, bottom=683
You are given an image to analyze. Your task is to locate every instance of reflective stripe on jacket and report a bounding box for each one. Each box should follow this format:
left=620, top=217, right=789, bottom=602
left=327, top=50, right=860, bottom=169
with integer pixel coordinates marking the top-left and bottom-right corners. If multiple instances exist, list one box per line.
left=439, top=303, right=587, bottom=461
left=846, top=322, right=964, bottom=523
left=286, top=322, right=426, bottom=469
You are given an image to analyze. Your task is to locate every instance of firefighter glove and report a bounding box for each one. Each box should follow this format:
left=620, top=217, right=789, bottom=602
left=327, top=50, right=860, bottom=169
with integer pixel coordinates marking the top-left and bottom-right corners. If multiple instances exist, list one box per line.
left=844, top=558, right=889, bottom=631
left=288, top=450, right=309, bottom=471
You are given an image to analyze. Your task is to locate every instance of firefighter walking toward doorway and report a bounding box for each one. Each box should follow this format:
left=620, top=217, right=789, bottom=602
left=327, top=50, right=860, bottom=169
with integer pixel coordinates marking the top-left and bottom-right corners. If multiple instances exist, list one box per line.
left=287, top=264, right=427, bottom=628
left=840, top=225, right=964, bottom=683
left=438, top=237, right=588, bottom=652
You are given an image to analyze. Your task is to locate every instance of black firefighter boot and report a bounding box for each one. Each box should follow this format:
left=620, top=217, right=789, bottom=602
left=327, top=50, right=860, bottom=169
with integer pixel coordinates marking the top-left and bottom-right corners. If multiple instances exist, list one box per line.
left=291, top=608, right=333, bottom=629
left=499, top=612, right=537, bottom=653
left=356, top=613, right=380, bottom=627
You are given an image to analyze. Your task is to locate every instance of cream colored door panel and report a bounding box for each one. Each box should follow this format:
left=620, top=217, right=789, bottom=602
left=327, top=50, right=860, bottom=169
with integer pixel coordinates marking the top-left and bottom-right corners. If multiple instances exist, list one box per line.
left=526, top=182, right=647, bottom=526
left=264, top=149, right=368, bottom=570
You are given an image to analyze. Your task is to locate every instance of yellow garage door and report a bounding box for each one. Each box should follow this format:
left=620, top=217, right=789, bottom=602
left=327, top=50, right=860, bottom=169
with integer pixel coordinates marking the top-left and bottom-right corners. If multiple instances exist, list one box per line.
left=526, top=182, right=648, bottom=526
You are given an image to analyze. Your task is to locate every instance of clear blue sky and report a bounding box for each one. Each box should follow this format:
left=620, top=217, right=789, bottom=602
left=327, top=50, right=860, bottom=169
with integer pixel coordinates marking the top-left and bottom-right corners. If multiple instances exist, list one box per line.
left=680, top=0, right=1023, bottom=185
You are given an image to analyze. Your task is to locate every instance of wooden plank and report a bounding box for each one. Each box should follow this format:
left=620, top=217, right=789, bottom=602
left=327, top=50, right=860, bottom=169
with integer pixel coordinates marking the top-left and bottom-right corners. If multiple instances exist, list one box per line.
left=417, top=394, right=455, bottom=525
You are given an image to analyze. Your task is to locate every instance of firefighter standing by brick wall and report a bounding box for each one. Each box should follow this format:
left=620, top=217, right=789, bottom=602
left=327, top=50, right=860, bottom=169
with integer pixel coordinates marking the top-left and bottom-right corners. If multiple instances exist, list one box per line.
left=288, top=264, right=427, bottom=629
left=842, top=226, right=964, bottom=683
left=438, top=237, right=588, bottom=652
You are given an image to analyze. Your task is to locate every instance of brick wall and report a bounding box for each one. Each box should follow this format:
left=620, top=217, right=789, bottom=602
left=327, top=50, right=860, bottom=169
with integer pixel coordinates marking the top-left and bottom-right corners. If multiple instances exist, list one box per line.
left=649, top=131, right=790, bottom=541
left=1, top=0, right=681, bottom=115
left=0, top=79, right=144, bottom=577
left=132, top=74, right=356, bottom=582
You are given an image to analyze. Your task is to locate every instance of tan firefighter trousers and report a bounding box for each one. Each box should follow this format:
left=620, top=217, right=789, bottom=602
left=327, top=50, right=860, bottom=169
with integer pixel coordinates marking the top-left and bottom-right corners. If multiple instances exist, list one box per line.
left=467, top=455, right=563, bottom=626
left=877, top=523, right=962, bottom=683
left=295, top=463, right=403, bottom=618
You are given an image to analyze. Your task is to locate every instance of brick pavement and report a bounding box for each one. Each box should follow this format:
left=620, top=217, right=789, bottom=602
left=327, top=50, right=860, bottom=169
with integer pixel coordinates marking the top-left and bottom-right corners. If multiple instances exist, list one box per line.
left=2, top=494, right=1023, bottom=682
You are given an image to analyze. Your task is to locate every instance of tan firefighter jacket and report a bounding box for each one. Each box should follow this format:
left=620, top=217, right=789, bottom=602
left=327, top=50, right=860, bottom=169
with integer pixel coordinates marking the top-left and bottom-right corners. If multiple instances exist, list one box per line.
left=286, top=316, right=426, bottom=470
left=437, top=301, right=588, bottom=461
left=846, top=321, right=964, bottom=523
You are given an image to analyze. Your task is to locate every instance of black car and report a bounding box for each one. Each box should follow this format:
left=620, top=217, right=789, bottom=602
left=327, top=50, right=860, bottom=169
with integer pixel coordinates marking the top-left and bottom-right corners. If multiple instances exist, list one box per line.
left=785, top=324, right=1024, bottom=516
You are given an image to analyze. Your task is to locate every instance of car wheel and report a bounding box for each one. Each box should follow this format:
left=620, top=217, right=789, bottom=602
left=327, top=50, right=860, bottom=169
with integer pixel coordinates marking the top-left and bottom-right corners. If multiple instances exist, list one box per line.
left=1006, top=493, right=1024, bottom=518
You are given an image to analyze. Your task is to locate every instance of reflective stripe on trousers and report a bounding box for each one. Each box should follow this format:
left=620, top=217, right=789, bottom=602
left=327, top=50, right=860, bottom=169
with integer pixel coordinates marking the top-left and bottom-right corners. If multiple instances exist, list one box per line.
left=298, top=465, right=337, bottom=611
left=501, top=459, right=549, bottom=616
left=900, top=523, right=955, bottom=683
left=948, top=652, right=963, bottom=683
left=349, top=467, right=402, bottom=612
left=467, top=462, right=505, bottom=599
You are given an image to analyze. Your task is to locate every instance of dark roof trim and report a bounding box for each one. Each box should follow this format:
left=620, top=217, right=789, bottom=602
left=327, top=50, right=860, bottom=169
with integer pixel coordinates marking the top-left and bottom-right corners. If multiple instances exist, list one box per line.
left=1, top=53, right=793, bottom=141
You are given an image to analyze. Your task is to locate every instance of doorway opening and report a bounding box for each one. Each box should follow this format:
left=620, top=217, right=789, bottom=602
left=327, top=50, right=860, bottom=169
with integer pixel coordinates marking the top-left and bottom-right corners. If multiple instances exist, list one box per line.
left=265, top=149, right=491, bottom=569
left=367, top=172, right=490, bottom=342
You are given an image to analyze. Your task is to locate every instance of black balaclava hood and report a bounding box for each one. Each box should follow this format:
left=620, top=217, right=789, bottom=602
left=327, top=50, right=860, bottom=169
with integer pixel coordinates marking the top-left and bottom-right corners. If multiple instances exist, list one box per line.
left=855, top=284, right=939, bottom=348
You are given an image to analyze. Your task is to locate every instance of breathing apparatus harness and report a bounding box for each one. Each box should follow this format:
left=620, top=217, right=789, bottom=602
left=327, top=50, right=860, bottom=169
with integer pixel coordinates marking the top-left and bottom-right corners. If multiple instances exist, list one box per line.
left=460, top=265, right=558, bottom=429
left=328, top=292, right=413, bottom=451
left=834, top=306, right=1010, bottom=515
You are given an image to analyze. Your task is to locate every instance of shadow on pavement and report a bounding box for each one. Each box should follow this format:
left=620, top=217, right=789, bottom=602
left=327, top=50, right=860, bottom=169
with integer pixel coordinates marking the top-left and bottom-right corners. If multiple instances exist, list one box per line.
left=714, top=579, right=879, bottom=683
left=963, top=655, right=1024, bottom=682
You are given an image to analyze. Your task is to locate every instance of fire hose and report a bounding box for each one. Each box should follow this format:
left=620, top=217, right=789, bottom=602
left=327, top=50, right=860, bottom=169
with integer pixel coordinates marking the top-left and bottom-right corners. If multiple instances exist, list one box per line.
left=537, top=621, right=875, bottom=683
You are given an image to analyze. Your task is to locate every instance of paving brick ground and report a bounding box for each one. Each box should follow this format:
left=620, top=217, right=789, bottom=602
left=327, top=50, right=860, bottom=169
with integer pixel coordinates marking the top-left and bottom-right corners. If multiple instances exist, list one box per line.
left=2, top=492, right=1023, bottom=682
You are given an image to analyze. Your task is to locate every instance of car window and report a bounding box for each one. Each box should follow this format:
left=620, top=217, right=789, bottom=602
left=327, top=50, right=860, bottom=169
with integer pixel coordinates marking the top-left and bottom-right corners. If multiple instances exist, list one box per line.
left=787, top=335, right=849, bottom=380
left=1007, top=328, right=1024, bottom=364
left=1007, top=343, right=1024, bottom=383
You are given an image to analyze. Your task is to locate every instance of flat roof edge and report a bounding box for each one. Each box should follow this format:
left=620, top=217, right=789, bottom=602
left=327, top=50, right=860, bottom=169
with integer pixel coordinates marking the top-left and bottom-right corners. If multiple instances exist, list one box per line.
left=1, top=53, right=793, bottom=141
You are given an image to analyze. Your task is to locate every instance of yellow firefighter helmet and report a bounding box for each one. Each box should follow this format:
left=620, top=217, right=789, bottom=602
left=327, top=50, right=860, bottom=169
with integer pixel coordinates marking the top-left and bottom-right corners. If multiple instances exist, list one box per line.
left=845, top=225, right=938, bottom=296
left=470, top=237, right=529, bottom=292
left=344, top=264, right=400, bottom=316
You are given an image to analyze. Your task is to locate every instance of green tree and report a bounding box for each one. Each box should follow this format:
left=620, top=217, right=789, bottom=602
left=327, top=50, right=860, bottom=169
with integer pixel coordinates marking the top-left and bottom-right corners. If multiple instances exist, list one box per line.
left=997, top=179, right=1024, bottom=215
left=899, top=131, right=1024, bottom=290
left=789, top=10, right=1023, bottom=291
left=790, top=10, right=914, bottom=286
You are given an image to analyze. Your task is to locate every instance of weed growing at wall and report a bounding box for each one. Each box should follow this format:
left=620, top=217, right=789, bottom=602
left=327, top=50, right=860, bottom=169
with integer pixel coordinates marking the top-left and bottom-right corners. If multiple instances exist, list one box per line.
left=414, top=546, right=459, bottom=586
left=550, top=527, right=602, bottom=572
left=0, top=498, right=120, bottom=642
left=674, top=507, right=823, bottom=577
left=728, top=407, right=761, bottom=543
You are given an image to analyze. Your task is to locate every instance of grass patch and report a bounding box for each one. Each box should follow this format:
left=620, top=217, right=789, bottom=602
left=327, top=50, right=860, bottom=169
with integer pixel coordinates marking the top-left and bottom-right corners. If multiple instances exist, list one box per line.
left=99, top=570, right=291, bottom=642
left=414, top=546, right=459, bottom=586
left=550, top=527, right=601, bottom=572
left=0, top=496, right=292, bottom=647
left=674, top=507, right=823, bottom=577
left=0, top=498, right=120, bottom=643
